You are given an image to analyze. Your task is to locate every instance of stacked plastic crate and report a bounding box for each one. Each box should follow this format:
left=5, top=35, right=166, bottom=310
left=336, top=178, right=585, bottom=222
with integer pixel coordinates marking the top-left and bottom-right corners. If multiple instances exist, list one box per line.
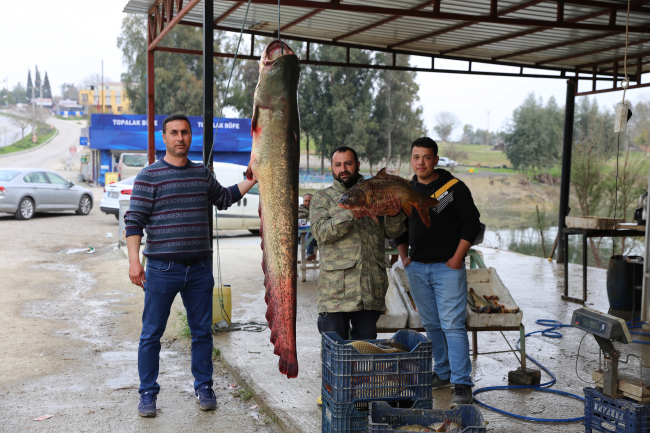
left=584, top=387, right=650, bottom=433
left=321, top=330, right=433, bottom=433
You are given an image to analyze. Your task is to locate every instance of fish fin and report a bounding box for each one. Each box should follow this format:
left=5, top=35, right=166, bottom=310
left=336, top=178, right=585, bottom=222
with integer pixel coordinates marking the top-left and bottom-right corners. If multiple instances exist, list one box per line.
left=375, top=167, right=412, bottom=187
left=375, top=167, right=389, bottom=178
left=251, top=105, right=260, bottom=135
left=422, top=195, right=440, bottom=209
left=416, top=205, right=432, bottom=228
left=368, top=210, right=379, bottom=224
left=259, top=203, right=299, bottom=379
left=402, top=203, right=413, bottom=217
left=246, top=164, right=254, bottom=181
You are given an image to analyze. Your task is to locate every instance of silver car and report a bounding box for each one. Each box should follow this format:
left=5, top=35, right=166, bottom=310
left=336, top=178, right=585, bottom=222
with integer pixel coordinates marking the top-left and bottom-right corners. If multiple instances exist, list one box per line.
left=0, top=168, right=94, bottom=220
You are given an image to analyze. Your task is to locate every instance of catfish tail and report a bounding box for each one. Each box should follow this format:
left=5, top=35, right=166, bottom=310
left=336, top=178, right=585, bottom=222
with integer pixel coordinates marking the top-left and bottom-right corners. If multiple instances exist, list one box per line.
left=259, top=203, right=299, bottom=378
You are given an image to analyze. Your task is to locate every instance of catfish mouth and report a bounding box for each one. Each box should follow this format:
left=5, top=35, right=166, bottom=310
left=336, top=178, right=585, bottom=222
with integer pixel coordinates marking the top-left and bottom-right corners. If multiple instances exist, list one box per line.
left=260, top=40, right=296, bottom=73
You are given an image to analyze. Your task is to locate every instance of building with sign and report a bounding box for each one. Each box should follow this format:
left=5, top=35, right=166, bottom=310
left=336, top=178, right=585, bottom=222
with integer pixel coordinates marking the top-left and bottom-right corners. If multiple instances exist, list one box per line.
left=87, top=114, right=251, bottom=185
left=79, top=82, right=131, bottom=115
left=55, top=99, right=84, bottom=117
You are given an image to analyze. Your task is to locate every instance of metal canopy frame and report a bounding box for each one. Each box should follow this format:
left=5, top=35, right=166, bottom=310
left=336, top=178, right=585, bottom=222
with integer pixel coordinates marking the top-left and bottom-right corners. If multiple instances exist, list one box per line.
left=126, top=0, right=649, bottom=309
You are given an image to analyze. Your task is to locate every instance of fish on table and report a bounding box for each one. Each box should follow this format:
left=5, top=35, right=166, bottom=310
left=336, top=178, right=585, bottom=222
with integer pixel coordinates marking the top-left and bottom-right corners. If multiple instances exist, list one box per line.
left=246, top=40, right=301, bottom=379
left=337, top=168, right=439, bottom=228
left=396, top=421, right=461, bottom=432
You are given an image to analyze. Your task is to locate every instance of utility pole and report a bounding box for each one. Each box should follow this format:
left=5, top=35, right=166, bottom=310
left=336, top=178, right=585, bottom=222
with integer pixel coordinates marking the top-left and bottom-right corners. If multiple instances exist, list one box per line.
left=486, top=111, right=490, bottom=146
left=101, top=60, right=104, bottom=114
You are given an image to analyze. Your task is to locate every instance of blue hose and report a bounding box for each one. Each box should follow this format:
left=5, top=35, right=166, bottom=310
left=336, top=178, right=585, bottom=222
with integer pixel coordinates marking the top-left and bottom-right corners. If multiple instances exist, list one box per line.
left=472, top=318, right=650, bottom=422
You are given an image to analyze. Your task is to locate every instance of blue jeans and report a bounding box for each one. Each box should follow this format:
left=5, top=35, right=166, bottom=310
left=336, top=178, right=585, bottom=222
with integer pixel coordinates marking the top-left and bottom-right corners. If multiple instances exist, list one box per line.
left=138, top=257, right=214, bottom=395
left=404, top=261, right=473, bottom=386
left=306, top=238, right=317, bottom=256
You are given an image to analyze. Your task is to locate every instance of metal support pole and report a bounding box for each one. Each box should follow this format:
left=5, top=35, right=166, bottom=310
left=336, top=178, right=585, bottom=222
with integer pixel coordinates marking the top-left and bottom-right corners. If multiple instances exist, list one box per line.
left=641, top=163, right=650, bottom=322
left=519, top=324, right=526, bottom=370
left=147, top=27, right=155, bottom=165
left=557, top=79, right=575, bottom=264
left=203, top=0, right=214, bottom=251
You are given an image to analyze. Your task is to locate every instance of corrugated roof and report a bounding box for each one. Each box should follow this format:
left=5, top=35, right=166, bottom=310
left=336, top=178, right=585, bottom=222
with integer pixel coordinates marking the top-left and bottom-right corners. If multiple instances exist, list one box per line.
left=123, top=0, right=650, bottom=76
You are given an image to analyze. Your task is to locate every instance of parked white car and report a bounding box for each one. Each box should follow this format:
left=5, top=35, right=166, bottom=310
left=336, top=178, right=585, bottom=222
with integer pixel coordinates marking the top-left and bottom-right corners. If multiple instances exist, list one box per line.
left=438, top=157, right=457, bottom=167
left=100, top=162, right=263, bottom=233
left=118, top=153, right=148, bottom=181
left=100, top=175, right=135, bottom=219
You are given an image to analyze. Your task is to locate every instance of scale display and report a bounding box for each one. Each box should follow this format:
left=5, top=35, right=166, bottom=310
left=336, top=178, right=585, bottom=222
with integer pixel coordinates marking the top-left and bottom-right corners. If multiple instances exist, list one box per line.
left=571, top=307, right=632, bottom=343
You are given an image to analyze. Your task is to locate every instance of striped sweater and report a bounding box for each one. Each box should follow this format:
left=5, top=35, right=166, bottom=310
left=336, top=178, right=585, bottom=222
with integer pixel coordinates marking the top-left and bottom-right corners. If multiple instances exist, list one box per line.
left=124, top=159, right=242, bottom=260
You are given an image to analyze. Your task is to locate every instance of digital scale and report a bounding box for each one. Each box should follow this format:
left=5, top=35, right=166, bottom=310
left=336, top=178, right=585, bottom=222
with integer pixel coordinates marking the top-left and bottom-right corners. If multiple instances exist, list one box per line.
left=571, top=307, right=649, bottom=403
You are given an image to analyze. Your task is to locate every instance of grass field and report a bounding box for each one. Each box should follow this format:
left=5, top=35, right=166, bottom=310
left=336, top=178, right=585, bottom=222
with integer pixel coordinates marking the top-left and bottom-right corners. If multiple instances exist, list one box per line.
left=0, top=128, right=57, bottom=155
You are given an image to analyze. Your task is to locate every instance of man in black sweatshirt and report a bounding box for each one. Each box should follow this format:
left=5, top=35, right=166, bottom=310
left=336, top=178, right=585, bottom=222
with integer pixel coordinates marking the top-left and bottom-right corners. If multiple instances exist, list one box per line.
left=396, top=137, right=481, bottom=408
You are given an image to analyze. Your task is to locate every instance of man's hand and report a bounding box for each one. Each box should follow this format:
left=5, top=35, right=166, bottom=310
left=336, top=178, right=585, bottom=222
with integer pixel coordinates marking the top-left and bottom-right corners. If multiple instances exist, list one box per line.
left=129, top=261, right=146, bottom=288
left=350, top=208, right=379, bottom=223
left=446, top=256, right=464, bottom=270
left=386, top=196, right=401, bottom=217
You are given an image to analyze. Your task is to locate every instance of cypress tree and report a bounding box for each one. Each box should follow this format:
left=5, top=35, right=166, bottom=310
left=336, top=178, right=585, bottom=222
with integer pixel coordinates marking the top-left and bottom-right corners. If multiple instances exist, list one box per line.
left=34, top=66, right=41, bottom=99
left=26, top=69, right=33, bottom=101
left=42, top=72, right=52, bottom=99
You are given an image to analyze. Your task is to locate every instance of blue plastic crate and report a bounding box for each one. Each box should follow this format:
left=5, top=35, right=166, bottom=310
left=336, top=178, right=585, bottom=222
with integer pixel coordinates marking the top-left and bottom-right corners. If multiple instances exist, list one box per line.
left=322, top=330, right=432, bottom=403
left=584, top=387, right=650, bottom=433
left=322, top=393, right=432, bottom=433
left=368, top=401, right=486, bottom=433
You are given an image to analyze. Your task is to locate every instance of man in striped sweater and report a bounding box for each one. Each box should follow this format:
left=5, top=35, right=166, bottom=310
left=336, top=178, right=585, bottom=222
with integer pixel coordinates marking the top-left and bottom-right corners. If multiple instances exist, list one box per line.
left=124, top=114, right=257, bottom=417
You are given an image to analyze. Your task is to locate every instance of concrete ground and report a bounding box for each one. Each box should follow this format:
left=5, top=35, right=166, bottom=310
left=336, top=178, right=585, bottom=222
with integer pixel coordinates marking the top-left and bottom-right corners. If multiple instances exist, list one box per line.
left=0, top=119, right=281, bottom=432
left=2, top=116, right=649, bottom=432
left=214, top=243, right=650, bottom=433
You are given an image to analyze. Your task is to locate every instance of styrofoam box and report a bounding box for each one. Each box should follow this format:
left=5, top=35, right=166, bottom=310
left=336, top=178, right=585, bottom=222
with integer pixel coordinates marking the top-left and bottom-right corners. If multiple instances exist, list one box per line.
left=391, top=262, right=422, bottom=329
left=377, top=270, right=409, bottom=329
left=466, top=267, right=523, bottom=328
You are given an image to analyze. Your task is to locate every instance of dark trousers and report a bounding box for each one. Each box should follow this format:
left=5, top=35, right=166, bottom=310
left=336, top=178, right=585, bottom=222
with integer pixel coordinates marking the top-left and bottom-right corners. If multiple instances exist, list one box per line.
left=138, top=257, right=214, bottom=395
left=317, top=310, right=382, bottom=340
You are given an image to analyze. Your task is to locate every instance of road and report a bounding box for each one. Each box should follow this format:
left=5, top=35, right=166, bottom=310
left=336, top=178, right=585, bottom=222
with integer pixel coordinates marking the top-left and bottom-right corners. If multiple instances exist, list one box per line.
left=0, top=119, right=280, bottom=432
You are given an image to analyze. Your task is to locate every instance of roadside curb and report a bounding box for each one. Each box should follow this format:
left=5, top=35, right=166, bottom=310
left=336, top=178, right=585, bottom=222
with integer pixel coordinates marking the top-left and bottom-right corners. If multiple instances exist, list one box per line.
left=218, top=353, right=294, bottom=433
left=0, top=127, right=60, bottom=159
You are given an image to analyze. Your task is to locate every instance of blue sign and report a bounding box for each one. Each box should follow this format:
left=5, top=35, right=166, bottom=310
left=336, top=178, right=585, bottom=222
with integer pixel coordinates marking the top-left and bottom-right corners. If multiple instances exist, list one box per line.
left=79, top=137, right=88, bottom=146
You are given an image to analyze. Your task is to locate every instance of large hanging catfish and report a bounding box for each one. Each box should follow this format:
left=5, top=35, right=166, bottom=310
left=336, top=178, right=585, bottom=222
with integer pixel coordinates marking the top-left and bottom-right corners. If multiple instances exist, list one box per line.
left=246, top=40, right=300, bottom=379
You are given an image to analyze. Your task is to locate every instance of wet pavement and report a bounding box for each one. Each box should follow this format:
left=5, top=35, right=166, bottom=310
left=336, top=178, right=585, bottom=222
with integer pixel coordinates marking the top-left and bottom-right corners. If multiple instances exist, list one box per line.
left=214, top=243, right=650, bottom=433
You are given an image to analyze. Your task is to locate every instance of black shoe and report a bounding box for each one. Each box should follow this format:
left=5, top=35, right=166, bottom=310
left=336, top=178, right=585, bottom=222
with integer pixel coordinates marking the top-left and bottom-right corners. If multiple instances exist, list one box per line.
left=431, top=373, right=452, bottom=390
left=138, top=391, right=157, bottom=417
left=195, top=385, right=217, bottom=411
left=450, top=384, right=473, bottom=408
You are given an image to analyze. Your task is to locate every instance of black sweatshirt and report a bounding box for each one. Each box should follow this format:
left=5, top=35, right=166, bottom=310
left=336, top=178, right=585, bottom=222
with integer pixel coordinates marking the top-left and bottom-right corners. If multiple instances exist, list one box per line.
left=396, top=169, right=481, bottom=263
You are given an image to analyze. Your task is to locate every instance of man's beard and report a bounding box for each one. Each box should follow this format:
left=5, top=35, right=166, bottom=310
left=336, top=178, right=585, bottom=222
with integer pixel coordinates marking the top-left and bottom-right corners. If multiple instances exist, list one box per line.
left=334, top=168, right=361, bottom=189
left=167, top=145, right=188, bottom=158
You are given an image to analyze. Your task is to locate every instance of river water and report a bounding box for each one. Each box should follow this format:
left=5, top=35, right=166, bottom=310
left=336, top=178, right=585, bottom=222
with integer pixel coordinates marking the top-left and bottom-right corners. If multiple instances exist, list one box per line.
left=0, top=115, right=33, bottom=148
left=481, top=226, right=644, bottom=267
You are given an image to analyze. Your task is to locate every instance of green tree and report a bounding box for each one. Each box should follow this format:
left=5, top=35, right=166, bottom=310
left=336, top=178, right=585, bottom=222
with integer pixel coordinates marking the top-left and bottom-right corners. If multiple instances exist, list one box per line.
left=42, top=72, right=52, bottom=99
left=60, top=83, right=79, bottom=101
left=11, top=83, right=26, bottom=104
left=34, top=66, right=41, bottom=99
left=372, top=54, right=426, bottom=173
left=26, top=69, right=33, bottom=101
left=504, top=93, right=562, bottom=173
left=117, top=13, right=232, bottom=116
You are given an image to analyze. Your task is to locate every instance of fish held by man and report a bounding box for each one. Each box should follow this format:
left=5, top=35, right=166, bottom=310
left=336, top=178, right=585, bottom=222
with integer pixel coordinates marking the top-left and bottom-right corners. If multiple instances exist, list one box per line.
left=337, top=168, right=439, bottom=228
left=245, top=40, right=301, bottom=379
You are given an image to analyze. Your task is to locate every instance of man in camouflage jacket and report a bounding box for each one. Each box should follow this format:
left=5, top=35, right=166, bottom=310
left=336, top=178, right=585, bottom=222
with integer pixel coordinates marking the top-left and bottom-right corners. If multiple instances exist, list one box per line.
left=311, top=146, right=405, bottom=340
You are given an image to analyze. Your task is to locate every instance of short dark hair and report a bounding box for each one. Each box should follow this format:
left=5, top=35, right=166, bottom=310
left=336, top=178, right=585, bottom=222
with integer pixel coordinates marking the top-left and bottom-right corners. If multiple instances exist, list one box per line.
left=330, top=146, right=359, bottom=164
left=411, top=137, right=438, bottom=156
left=163, top=114, right=192, bottom=135
left=303, top=193, right=313, bottom=199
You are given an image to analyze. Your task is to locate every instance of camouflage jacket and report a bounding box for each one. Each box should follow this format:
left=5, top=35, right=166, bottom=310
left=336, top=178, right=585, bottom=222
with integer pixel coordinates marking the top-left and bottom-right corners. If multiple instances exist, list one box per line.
left=298, top=204, right=310, bottom=220
left=310, top=177, right=406, bottom=313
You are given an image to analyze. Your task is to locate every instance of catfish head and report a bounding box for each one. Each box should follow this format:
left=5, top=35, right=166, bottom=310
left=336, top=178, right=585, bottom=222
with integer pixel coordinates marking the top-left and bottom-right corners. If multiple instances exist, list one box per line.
left=338, top=187, right=367, bottom=210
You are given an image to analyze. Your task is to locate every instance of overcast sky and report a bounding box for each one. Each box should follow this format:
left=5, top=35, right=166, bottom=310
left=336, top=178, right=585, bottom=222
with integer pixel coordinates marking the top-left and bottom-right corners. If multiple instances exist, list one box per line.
left=1, top=0, right=648, bottom=140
